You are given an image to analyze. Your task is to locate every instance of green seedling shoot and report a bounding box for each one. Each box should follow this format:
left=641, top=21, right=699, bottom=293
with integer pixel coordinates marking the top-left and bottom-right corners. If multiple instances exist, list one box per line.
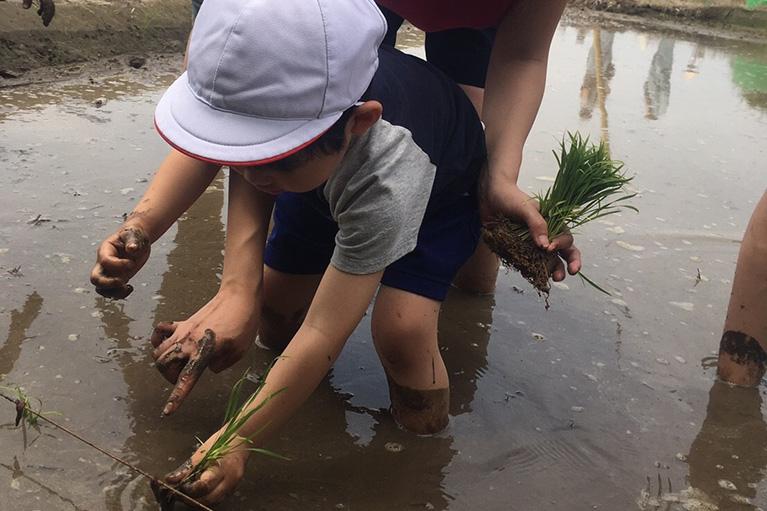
left=186, top=366, right=288, bottom=483
left=153, top=364, right=287, bottom=510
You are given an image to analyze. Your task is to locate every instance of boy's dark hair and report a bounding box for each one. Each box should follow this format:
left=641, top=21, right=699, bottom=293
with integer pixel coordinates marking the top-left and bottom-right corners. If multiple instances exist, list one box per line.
left=267, top=107, right=356, bottom=172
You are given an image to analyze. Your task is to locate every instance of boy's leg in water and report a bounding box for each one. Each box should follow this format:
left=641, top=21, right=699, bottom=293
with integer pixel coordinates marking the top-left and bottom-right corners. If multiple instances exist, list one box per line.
left=258, top=265, right=322, bottom=352
left=717, top=191, right=767, bottom=386
left=371, top=285, right=449, bottom=434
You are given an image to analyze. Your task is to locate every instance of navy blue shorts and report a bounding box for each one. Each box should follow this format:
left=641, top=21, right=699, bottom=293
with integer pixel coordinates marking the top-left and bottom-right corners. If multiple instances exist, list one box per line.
left=379, top=4, right=496, bottom=89
left=264, top=192, right=481, bottom=302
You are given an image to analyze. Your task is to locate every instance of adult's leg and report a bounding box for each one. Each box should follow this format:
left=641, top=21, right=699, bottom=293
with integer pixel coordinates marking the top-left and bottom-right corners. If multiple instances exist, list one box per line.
left=260, top=191, right=337, bottom=351
left=426, top=28, right=500, bottom=294
left=258, top=265, right=322, bottom=352
left=717, top=191, right=767, bottom=386
left=371, top=285, right=449, bottom=434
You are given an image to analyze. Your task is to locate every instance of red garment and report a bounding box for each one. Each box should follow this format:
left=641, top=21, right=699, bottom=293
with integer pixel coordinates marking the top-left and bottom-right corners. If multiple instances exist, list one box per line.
left=376, top=0, right=514, bottom=31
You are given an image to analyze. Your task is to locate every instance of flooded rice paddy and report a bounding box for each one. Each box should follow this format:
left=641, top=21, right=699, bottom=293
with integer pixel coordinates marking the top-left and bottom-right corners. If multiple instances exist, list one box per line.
left=1, top=16, right=767, bottom=511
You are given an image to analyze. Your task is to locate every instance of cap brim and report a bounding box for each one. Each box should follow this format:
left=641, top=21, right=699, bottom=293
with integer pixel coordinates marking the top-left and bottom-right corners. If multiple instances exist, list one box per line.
left=154, top=72, right=342, bottom=166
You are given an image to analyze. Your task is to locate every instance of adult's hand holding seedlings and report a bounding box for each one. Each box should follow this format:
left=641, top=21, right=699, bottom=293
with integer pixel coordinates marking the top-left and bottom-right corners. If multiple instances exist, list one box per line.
left=150, top=290, right=259, bottom=415
left=90, top=226, right=151, bottom=299
left=483, top=180, right=582, bottom=282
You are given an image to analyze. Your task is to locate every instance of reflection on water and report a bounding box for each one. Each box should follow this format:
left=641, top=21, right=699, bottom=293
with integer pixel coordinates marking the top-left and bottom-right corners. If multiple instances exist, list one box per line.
left=580, top=27, right=616, bottom=148
left=639, top=382, right=767, bottom=510
left=580, top=29, right=615, bottom=121
left=731, top=51, right=767, bottom=112
left=687, top=383, right=767, bottom=509
left=439, top=289, right=493, bottom=416
left=0, top=291, right=43, bottom=379
left=644, top=39, right=675, bottom=120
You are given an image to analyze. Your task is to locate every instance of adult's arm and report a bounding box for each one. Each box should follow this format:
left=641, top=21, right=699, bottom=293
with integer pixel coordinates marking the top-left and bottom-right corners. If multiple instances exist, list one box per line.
left=483, top=0, right=570, bottom=250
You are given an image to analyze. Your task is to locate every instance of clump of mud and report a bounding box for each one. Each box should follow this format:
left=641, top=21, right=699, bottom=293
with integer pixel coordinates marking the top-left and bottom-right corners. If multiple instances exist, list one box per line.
left=483, top=216, right=558, bottom=296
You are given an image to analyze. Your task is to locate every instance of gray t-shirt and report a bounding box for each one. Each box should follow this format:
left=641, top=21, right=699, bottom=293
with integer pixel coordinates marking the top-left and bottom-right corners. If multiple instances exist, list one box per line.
left=323, top=119, right=436, bottom=275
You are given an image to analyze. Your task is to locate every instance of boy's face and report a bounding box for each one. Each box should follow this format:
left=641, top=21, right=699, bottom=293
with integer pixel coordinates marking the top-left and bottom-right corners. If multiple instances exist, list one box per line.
left=233, top=150, right=345, bottom=195
left=231, top=101, right=383, bottom=195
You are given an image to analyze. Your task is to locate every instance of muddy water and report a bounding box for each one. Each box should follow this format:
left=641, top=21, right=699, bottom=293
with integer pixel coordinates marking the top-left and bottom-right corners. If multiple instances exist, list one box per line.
left=1, top=17, right=766, bottom=511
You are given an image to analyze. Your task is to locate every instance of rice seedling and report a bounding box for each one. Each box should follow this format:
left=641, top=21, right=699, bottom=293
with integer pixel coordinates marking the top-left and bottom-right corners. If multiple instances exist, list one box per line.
left=0, top=385, right=58, bottom=430
left=153, top=365, right=287, bottom=510
left=483, top=132, right=637, bottom=299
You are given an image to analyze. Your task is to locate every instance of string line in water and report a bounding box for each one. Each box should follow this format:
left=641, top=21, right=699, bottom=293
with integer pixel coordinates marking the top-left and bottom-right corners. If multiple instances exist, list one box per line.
left=0, top=392, right=214, bottom=511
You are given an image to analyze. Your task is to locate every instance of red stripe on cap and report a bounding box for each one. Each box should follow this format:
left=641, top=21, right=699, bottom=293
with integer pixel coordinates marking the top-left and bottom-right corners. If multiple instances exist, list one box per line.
left=153, top=118, right=331, bottom=167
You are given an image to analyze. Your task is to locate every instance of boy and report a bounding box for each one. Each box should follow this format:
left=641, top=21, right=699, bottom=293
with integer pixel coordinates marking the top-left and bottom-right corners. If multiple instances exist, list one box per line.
left=90, top=0, right=575, bottom=504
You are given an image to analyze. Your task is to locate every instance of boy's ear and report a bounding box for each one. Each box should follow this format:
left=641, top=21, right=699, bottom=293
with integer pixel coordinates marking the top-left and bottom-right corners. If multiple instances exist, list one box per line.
left=347, top=100, right=383, bottom=136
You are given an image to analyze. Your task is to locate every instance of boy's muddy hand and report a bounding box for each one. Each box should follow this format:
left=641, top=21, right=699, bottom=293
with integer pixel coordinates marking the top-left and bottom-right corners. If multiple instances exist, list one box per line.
left=150, top=291, right=259, bottom=415
left=90, top=226, right=151, bottom=299
left=153, top=326, right=215, bottom=416
left=154, top=437, right=249, bottom=507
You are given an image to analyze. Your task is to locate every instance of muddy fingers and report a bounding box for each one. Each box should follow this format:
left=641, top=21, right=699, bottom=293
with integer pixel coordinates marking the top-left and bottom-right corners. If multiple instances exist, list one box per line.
left=155, top=343, right=187, bottom=384
left=150, top=478, right=176, bottom=511
left=162, top=330, right=215, bottom=416
left=151, top=459, right=194, bottom=511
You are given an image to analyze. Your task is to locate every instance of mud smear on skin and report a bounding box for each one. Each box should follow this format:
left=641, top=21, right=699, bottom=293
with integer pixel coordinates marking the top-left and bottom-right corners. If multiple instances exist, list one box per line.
left=385, top=372, right=449, bottom=435
left=718, top=330, right=767, bottom=384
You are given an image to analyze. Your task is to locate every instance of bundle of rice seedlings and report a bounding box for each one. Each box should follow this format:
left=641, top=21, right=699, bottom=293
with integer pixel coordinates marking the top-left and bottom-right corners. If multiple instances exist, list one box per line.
left=153, top=366, right=286, bottom=510
left=483, top=132, right=637, bottom=297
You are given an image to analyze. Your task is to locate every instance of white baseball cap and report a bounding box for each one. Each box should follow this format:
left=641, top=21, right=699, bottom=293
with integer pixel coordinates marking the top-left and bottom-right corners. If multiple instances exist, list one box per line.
left=154, top=0, right=387, bottom=165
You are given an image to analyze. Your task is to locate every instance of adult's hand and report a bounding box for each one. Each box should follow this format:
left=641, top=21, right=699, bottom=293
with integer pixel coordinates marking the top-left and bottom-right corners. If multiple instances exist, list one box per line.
left=90, top=226, right=151, bottom=299
left=12, top=0, right=56, bottom=27
left=150, top=290, right=259, bottom=415
left=483, top=174, right=581, bottom=281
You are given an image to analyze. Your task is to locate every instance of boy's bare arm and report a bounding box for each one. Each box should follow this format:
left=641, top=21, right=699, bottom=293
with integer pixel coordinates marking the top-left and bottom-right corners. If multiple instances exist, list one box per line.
left=124, top=149, right=219, bottom=242
left=161, top=266, right=383, bottom=504
left=150, top=170, right=275, bottom=415
left=90, top=149, right=219, bottom=298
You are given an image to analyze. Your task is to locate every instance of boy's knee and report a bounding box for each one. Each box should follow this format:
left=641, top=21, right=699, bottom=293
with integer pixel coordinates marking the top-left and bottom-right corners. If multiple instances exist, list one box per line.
left=259, top=303, right=305, bottom=352
left=372, top=312, right=434, bottom=368
left=386, top=373, right=449, bottom=435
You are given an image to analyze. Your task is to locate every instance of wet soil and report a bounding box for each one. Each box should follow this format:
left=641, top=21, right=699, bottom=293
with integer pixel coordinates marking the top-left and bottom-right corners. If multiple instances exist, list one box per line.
left=569, top=0, right=767, bottom=39
left=0, top=0, right=190, bottom=74
left=1, top=12, right=767, bottom=511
